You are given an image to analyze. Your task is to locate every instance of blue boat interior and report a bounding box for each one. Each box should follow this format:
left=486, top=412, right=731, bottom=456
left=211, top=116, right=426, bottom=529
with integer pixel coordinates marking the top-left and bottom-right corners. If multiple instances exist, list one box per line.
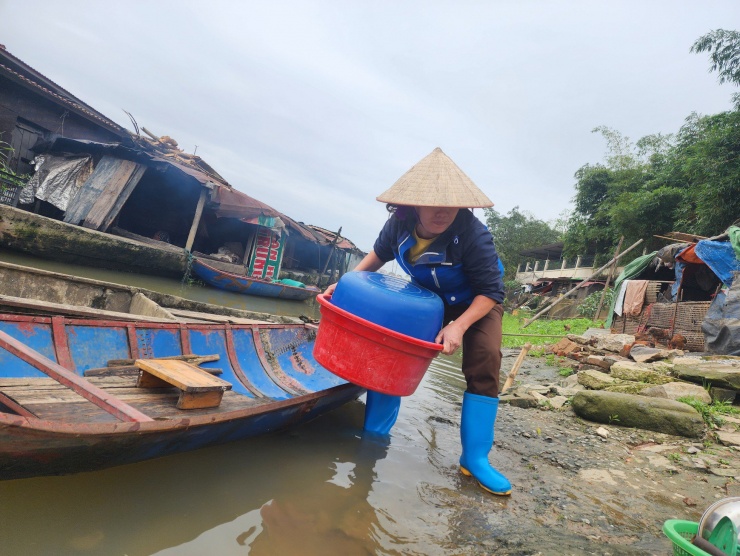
left=0, top=315, right=352, bottom=423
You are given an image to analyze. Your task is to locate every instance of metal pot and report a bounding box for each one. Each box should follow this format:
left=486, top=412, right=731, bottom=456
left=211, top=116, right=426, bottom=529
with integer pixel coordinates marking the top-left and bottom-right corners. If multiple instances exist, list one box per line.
left=697, top=496, right=740, bottom=556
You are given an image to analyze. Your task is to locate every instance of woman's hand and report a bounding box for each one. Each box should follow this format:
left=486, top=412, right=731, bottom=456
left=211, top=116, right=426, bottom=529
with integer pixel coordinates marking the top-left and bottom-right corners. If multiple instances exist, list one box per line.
left=324, top=282, right=338, bottom=297
left=435, top=321, right=466, bottom=355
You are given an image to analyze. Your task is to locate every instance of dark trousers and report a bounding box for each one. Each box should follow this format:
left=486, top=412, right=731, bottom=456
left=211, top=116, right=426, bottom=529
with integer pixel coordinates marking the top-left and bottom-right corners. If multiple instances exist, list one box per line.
left=443, top=303, right=504, bottom=398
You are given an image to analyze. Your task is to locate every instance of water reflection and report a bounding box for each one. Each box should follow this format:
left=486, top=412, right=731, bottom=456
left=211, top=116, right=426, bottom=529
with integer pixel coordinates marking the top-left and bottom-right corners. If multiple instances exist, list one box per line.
left=0, top=357, right=468, bottom=556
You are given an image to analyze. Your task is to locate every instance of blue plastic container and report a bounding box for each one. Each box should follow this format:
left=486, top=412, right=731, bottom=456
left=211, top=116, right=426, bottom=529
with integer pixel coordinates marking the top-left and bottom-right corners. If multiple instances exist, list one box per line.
left=331, top=272, right=444, bottom=342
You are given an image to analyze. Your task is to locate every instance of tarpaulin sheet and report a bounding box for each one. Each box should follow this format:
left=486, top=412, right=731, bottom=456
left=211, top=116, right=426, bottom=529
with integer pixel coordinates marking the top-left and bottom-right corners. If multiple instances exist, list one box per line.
left=676, top=244, right=704, bottom=265
left=702, top=272, right=740, bottom=355
left=694, top=239, right=740, bottom=287
left=606, top=251, right=657, bottom=327
left=728, top=226, right=740, bottom=261
left=19, top=154, right=92, bottom=210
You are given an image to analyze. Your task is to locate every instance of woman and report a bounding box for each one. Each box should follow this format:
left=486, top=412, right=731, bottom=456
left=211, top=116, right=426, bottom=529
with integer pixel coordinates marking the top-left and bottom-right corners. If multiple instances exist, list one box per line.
left=325, top=147, right=510, bottom=496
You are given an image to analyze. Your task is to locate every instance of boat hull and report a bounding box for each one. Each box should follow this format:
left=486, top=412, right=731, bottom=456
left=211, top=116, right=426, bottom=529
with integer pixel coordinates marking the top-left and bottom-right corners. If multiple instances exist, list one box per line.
left=192, top=258, right=319, bottom=300
left=0, top=383, right=360, bottom=480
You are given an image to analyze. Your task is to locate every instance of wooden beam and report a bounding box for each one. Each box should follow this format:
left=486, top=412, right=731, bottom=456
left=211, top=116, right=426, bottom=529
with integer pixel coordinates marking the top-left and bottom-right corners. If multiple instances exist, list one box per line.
left=0, top=329, right=153, bottom=422
left=84, top=161, right=146, bottom=231
left=65, top=156, right=142, bottom=227
left=185, top=188, right=208, bottom=252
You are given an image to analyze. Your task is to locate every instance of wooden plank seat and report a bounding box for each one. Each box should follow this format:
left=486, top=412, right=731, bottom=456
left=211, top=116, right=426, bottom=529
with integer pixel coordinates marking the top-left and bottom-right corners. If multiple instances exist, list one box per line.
left=135, top=359, right=233, bottom=410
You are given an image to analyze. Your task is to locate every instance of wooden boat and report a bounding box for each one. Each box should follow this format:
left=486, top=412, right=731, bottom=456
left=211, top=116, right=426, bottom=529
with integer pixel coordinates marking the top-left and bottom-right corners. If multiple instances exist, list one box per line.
left=191, top=257, right=321, bottom=301
left=0, top=260, right=363, bottom=480
left=0, top=259, right=300, bottom=325
left=0, top=313, right=363, bottom=481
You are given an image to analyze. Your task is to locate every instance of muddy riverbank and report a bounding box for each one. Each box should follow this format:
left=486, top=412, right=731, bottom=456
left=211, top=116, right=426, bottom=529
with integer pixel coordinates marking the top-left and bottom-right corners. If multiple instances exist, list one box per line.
left=446, top=349, right=739, bottom=555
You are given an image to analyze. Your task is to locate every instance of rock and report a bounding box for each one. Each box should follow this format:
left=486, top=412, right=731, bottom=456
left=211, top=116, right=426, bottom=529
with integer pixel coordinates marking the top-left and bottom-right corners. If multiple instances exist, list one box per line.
left=649, top=361, right=675, bottom=375
left=530, top=391, right=549, bottom=403
left=710, top=387, right=737, bottom=404
left=552, top=384, right=583, bottom=397
left=559, top=374, right=581, bottom=388
left=595, top=334, right=636, bottom=353
left=629, top=345, right=684, bottom=363
left=716, top=431, right=740, bottom=448
left=577, top=369, right=618, bottom=390
left=640, top=382, right=712, bottom=404
left=584, top=355, right=612, bottom=370
left=604, top=354, right=630, bottom=367
left=524, top=385, right=551, bottom=395
left=673, top=356, right=740, bottom=391
left=551, top=338, right=583, bottom=355
left=604, top=382, right=654, bottom=395
left=500, top=391, right=539, bottom=409
left=549, top=395, right=569, bottom=409
left=595, top=427, right=609, bottom=439
left=709, top=468, right=740, bottom=478
left=571, top=390, right=706, bottom=438
left=566, top=334, right=592, bottom=346
left=610, top=364, right=677, bottom=385
left=583, top=328, right=611, bottom=339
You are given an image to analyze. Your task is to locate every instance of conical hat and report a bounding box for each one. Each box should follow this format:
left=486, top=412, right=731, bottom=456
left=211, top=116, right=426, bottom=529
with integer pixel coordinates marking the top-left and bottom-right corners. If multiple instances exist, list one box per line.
left=376, top=147, right=493, bottom=208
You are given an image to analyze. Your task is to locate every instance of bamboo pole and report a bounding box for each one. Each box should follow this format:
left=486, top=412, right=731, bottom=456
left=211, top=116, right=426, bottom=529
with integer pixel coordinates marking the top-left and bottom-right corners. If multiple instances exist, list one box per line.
left=594, top=236, right=623, bottom=320
left=501, top=343, right=531, bottom=393
left=321, top=227, right=342, bottom=279
left=522, top=238, right=644, bottom=328
left=502, top=333, right=566, bottom=337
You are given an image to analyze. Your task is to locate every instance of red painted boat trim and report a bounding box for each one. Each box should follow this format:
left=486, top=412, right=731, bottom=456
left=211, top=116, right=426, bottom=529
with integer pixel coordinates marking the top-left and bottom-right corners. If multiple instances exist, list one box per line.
left=0, top=392, right=37, bottom=418
left=0, top=329, right=153, bottom=423
left=179, top=323, right=192, bottom=354
left=225, top=326, right=264, bottom=398
left=51, top=316, right=74, bottom=371
left=126, top=324, right=140, bottom=359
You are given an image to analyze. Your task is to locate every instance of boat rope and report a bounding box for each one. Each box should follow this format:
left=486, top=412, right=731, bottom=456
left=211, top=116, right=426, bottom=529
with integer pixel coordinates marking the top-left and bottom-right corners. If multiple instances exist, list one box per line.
left=181, top=250, right=195, bottom=288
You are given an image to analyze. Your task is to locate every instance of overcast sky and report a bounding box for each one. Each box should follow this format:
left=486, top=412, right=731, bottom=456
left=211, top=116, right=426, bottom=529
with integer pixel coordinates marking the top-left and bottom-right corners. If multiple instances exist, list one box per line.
left=1, top=1, right=738, bottom=252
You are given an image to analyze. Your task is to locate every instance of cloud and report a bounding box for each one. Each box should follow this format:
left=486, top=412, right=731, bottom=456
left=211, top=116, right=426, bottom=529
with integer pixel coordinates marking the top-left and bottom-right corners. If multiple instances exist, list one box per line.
left=1, top=1, right=737, bottom=251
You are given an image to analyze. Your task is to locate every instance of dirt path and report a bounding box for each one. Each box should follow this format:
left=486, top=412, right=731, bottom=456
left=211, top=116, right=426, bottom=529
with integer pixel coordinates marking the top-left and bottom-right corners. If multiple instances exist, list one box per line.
left=440, top=349, right=738, bottom=555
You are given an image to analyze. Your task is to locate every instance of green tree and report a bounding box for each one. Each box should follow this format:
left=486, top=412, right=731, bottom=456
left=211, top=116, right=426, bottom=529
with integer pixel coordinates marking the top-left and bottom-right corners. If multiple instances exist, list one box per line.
left=691, top=29, right=740, bottom=107
left=669, top=110, right=740, bottom=234
left=485, top=206, right=561, bottom=280
left=562, top=30, right=740, bottom=264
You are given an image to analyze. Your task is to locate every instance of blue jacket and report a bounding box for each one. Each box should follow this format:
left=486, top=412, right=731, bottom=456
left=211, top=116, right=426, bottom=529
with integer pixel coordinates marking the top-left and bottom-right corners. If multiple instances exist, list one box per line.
left=373, top=209, right=505, bottom=305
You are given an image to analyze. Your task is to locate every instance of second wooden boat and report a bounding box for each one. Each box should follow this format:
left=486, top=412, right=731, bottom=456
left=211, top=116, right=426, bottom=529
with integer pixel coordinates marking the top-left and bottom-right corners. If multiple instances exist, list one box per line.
left=191, top=257, right=320, bottom=301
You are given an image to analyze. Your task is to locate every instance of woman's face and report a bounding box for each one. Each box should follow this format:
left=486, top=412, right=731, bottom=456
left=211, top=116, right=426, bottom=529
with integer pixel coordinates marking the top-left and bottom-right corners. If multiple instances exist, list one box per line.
left=414, top=206, right=459, bottom=238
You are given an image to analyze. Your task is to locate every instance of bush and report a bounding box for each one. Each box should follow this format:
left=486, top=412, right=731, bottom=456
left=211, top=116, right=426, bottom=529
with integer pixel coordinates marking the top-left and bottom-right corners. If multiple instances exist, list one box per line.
left=577, top=288, right=613, bottom=319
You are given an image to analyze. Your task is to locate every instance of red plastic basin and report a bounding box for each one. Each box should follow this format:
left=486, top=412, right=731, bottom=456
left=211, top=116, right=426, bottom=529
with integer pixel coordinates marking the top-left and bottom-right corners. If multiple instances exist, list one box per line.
left=313, top=294, right=443, bottom=396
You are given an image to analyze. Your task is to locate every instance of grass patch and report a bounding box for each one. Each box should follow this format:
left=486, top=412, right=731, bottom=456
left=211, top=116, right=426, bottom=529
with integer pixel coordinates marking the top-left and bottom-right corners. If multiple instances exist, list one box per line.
left=502, top=312, right=600, bottom=348
left=678, top=397, right=740, bottom=428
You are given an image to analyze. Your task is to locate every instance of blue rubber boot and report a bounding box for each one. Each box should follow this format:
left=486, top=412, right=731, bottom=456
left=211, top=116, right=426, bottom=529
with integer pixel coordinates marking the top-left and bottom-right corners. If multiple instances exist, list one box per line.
left=363, top=390, right=401, bottom=435
left=459, top=392, right=512, bottom=496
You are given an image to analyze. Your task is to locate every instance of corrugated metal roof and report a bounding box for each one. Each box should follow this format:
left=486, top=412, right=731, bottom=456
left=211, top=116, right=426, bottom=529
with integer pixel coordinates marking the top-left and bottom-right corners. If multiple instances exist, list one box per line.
left=0, top=47, right=125, bottom=135
left=306, top=224, right=360, bottom=251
